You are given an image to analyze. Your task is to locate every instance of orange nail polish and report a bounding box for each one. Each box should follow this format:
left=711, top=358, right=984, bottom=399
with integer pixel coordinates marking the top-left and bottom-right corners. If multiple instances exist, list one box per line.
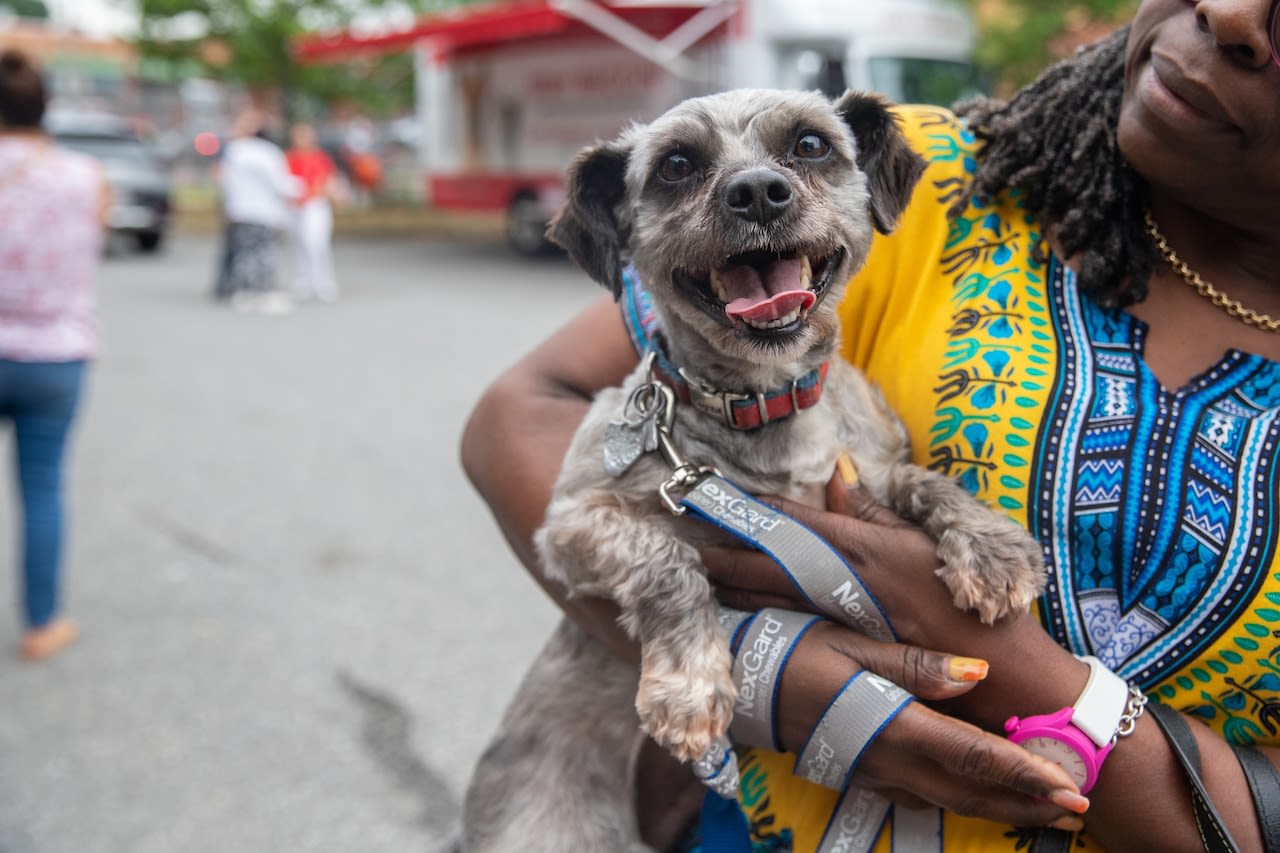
left=836, top=452, right=859, bottom=487
left=948, top=657, right=989, bottom=682
left=1050, top=789, right=1090, bottom=814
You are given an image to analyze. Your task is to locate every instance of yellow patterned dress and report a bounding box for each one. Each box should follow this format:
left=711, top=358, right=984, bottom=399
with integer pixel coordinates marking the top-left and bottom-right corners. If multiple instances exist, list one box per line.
left=621, top=105, right=1280, bottom=853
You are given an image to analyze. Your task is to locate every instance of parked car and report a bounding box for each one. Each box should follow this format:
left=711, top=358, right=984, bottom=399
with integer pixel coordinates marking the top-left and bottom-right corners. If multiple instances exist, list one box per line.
left=45, top=111, right=173, bottom=253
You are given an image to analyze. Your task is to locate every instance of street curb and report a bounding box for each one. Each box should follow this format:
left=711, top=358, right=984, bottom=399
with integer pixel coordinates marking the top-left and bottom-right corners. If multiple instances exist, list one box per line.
left=175, top=207, right=507, bottom=240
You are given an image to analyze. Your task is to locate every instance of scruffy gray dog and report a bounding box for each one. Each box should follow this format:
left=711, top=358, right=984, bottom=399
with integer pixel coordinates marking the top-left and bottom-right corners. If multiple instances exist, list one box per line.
left=462, top=89, right=1045, bottom=851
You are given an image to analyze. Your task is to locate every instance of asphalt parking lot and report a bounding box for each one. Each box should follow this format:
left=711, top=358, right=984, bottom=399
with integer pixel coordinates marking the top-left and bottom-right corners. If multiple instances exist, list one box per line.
left=0, top=231, right=598, bottom=853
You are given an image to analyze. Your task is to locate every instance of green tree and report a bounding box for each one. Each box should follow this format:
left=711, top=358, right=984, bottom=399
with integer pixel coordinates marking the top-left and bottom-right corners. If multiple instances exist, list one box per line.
left=134, top=0, right=450, bottom=120
left=0, top=0, right=49, bottom=18
left=961, top=0, right=1141, bottom=93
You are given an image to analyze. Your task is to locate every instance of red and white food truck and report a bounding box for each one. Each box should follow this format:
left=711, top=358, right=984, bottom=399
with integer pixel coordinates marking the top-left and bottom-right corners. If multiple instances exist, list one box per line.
left=297, top=0, right=980, bottom=254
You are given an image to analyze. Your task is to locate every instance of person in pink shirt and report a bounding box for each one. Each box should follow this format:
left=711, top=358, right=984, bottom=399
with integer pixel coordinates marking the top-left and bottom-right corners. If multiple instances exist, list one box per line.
left=0, top=49, right=107, bottom=661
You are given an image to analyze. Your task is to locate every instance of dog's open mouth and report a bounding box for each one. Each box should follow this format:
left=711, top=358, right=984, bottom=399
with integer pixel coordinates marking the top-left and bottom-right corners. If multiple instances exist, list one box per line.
left=674, top=248, right=842, bottom=338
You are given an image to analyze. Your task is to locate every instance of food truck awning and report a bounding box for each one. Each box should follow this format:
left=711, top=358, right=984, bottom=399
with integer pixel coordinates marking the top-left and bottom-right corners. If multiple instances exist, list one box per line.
left=293, top=0, right=738, bottom=69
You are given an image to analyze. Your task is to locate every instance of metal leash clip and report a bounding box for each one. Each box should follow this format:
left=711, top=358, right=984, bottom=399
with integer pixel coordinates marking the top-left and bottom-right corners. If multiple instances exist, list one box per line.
left=648, top=364, right=720, bottom=516
left=600, top=351, right=720, bottom=514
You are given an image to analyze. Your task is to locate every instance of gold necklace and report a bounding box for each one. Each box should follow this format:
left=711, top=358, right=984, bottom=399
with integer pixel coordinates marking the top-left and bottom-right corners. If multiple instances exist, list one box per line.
left=1144, top=209, right=1280, bottom=333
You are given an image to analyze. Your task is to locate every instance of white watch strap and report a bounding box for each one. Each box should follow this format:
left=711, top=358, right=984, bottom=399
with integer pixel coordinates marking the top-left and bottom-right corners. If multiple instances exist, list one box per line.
left=1070, top=655, right=1130, bottom=747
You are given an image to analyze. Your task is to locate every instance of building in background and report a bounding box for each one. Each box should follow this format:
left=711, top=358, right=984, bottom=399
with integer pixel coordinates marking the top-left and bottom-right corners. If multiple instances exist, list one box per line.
left=298, top=0, right=982, bottom=254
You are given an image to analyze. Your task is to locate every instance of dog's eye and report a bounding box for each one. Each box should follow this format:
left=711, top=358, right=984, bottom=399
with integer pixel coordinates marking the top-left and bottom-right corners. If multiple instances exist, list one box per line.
left=658, top=153, right=695, bottom=182
left=794, top=133, right=830, bottom=160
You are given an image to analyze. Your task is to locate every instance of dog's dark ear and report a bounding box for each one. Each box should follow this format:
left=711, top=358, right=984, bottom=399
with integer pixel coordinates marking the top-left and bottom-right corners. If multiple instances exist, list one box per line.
left=835, top=91, right=926, bottom=234
left=546, top=139, right=631, bottom=299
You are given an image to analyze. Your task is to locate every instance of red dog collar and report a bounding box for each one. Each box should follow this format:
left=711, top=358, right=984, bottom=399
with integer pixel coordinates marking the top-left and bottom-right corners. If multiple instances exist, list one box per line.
left=649, top=354, right=830, bottom=431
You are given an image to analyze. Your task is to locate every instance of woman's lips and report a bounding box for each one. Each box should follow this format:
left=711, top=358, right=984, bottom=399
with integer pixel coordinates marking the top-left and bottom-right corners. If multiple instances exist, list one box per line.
left=1145, top=52, right=1238, bottom=132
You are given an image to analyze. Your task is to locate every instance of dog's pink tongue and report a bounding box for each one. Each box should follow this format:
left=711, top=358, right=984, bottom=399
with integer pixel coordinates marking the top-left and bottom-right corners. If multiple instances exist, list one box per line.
left=720, top=257, right=815, bottom=323
left=726, top=290, right=816, bottom=323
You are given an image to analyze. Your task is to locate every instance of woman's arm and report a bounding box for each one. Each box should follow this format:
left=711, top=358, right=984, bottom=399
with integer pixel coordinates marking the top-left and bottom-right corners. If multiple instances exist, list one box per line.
left=461, top=294, right=641, bottom=661
left=705, top=478, right=1269, bottom=852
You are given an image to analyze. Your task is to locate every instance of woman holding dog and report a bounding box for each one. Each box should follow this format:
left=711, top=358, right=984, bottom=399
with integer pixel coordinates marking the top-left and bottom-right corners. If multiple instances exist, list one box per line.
left=461, top=0, right=1280, bottom=850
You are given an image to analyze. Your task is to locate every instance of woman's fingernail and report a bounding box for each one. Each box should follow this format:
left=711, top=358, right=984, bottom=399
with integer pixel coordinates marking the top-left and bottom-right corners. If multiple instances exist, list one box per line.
left=1050, top=789, right=1090, bottom=814
left=948, top=657, right=989, bottom=682
left=836, top=452, right=860, bottom=487
left=1049, top=815, right=1085, bottom=833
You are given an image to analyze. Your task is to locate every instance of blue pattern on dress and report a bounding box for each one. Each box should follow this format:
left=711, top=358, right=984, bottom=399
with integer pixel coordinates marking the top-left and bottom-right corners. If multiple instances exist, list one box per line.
left=1032, top=259, right=1280, bottom=684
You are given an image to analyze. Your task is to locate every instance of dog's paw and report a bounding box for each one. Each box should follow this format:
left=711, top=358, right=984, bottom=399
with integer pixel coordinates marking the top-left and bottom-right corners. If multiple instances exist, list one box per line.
left=636, top=644, right=736, bottom=764
left=934, top=518, right=1046, bottom=624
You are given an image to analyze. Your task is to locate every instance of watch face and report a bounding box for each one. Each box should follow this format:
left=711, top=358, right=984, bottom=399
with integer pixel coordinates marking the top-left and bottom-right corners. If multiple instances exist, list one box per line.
left=1020, top=736, right=1089, bottom=788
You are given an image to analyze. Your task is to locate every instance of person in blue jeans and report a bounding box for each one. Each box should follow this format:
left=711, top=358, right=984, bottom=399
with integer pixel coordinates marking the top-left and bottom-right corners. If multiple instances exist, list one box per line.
left=0, top=49, right=106, bottom=660
left=0, top=363, right=86, bottom=658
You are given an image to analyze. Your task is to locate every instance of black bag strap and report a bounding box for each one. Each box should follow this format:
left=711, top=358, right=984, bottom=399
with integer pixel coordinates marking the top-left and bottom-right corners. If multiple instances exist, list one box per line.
left=1028, top=828, right=1072, bottom=853
left=1233, top=743, right=1280, bottom=852
left=1148, top=701, right=1241, bottom=853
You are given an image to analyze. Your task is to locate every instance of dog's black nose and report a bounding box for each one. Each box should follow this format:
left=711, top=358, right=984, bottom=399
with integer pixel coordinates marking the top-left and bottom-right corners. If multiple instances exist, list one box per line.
left=723, top=169, right=792, bottom=225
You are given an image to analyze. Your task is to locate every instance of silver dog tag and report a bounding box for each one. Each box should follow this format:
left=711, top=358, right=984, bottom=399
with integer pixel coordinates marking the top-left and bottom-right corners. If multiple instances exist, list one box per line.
left=602, top=385, right=664, bottom=477
left=603, top=419, right=647, bottom=476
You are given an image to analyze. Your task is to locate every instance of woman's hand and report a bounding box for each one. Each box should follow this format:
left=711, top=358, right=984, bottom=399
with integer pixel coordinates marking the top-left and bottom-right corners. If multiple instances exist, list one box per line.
left=772, top=620, right=1089, bottom=829
left=635, top=615, right=1091, bottom=842
left=702, top=470, right=1089, bottom=739
left=700, top=460, right=1090, bottom=828
left=703, top=473, right=1045, bottom=668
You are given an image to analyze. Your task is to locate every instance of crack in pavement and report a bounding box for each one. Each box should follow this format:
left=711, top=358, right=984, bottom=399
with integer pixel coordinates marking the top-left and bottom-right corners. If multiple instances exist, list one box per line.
left=139, top=508, right=238, bottom=565
left=336, top=670, right=460, bottom=845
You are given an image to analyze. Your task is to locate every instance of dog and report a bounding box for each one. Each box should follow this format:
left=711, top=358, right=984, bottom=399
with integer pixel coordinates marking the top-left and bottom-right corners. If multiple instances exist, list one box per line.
left=461, top=88, right=1045, bottom=852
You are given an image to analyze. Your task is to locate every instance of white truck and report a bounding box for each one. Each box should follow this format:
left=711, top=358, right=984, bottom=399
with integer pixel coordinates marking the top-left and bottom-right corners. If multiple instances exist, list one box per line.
left=298, top=0, right=981, bottom=254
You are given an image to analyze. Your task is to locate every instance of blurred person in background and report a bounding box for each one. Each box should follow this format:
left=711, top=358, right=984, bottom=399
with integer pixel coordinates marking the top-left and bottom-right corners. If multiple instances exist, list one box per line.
left=286, top=122, right=341, bottom=304
left=210, top=139, right=236, bottom=302
left=0, top=49, right=108, bottom=661
left=218, top=110, right=300, bottom=315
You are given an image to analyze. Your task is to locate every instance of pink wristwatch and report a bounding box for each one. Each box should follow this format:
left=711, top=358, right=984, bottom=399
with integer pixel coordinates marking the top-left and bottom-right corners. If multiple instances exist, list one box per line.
left=1004, top=655, right=1130, bottom=794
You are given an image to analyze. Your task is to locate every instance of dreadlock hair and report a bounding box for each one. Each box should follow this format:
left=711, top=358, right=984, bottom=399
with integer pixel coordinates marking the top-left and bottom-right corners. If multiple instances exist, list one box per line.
left=954, top=26, right=1154, bottom=308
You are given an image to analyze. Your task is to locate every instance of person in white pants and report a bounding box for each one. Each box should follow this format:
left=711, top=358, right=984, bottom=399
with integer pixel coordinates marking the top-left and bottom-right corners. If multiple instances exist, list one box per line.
left=286, top=123, right=340, bottom=303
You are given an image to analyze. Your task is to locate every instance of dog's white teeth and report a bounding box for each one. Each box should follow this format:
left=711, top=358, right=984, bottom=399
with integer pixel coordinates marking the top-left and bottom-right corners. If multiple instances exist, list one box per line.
left=709, top=270, right=729, bottom=304
left=742, top=307, right=801, bottom=331
left=801, top=255, right=812, bottom=291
